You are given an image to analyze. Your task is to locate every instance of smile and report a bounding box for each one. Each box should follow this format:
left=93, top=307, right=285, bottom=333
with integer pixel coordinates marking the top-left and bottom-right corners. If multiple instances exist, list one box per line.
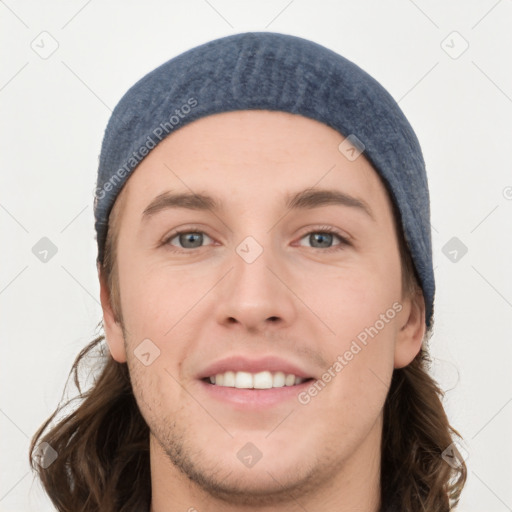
left=206, top=370, right=311, bottom=389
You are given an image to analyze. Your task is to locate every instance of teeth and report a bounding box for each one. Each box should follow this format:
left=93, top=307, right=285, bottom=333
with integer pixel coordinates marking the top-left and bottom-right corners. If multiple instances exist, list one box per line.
left=273, top=371, right=286, bottom=387
left=223, top=371, right=235, bottom=387
left=235, top=371, right=253, bottom=389
left=208, top=370, right=306, bottom=389
left=285, top=373, right=296, bottom=386
left=253, top=371, right=273, bottom=389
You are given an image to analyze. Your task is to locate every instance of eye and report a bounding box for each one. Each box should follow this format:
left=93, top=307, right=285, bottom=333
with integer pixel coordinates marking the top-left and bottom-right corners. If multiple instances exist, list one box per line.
left=296, top=226, right=350, bottom=252
left=164, top=229, right=214, bottom=250
left=162, top=225, right=350, bottom=253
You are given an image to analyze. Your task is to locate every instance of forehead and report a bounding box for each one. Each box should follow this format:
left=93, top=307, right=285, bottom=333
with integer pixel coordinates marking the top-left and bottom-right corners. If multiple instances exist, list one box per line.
left=118, top=110, right=391, bottom=219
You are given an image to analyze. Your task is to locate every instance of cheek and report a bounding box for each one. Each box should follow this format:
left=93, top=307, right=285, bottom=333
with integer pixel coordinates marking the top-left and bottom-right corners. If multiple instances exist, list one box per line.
left=116, top=259, right=204, bottom=389
left=316, top=260, right=402, bottom=338
left=310, top=292, right=397, bottom=443
left=116, top=251, right=188, bottom=337
left=308, top=260, right=400, bottom=411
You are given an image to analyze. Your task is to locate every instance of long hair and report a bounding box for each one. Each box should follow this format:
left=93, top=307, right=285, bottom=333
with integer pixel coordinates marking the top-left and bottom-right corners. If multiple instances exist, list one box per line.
left=29, top=190, right=467, bottom=511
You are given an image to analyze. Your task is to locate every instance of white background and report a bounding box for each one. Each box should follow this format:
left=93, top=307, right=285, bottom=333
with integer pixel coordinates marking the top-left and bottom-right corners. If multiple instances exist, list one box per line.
left=1, top=1, right=511, bottom=510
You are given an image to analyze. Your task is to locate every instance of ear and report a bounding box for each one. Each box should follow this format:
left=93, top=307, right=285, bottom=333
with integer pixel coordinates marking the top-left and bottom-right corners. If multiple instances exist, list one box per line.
left=394, top=289, right=426, bottom=369
left=98, top=262, right=127, bottom=363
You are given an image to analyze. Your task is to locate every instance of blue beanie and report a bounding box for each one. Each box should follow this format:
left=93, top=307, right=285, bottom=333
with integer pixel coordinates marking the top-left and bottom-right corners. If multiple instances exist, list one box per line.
left=94, top=31, right=435, bottom=328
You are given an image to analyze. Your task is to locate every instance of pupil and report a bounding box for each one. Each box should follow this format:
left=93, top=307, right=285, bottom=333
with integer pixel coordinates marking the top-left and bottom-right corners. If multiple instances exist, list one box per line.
left=181, top=233, right=201, bottom=248
left=313, top=233, right=331, bottom=248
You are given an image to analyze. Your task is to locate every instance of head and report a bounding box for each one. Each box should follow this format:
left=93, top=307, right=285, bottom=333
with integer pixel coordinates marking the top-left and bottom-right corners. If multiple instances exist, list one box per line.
left=30, top=32, right=466, bottom=512
left=102, top=108, right=426, bottom=500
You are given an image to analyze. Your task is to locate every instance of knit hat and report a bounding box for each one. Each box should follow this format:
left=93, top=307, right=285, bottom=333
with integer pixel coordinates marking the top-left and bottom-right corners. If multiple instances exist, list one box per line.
left=94, top=31, right=435, bottom=328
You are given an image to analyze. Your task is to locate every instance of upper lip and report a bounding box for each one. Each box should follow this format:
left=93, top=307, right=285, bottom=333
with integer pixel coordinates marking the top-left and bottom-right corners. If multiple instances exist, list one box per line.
left=197, top=355, right=315, bottom=380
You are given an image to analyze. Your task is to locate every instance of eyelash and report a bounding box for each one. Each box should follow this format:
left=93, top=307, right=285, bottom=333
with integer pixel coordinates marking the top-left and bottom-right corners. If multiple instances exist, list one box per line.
left=162, top=225, right=351, bottom=254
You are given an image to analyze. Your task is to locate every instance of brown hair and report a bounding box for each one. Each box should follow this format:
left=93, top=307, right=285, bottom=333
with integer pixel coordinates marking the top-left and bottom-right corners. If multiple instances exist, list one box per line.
left=29, top=185, right=467, bottom=512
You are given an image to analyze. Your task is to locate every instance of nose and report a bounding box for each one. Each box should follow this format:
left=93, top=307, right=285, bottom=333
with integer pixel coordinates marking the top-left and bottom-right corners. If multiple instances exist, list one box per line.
left=214, top=237, right=298, bottom=333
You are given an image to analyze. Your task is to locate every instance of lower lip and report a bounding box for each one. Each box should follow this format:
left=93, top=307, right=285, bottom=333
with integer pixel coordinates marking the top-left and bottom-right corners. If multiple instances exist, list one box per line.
left=197, top=379, right=314, bottom=408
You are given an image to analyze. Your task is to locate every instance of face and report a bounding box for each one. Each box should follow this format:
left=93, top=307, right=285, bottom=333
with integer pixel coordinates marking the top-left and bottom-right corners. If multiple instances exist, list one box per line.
left=100, top=110, right=425, bottom=506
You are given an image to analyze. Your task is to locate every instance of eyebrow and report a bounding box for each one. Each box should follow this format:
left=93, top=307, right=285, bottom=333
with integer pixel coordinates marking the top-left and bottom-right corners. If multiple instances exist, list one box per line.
left=141, top=188, right=374, bottom=222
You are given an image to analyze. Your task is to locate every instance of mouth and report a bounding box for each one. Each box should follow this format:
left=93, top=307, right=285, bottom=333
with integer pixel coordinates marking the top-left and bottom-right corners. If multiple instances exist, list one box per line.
left=202, top=370, right=314, bottom=389
left=196, top=355, right=317, bottom=408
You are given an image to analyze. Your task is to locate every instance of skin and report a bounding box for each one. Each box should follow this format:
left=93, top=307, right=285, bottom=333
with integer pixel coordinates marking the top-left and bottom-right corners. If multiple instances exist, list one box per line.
left=99, top=110, right=425, bottom=512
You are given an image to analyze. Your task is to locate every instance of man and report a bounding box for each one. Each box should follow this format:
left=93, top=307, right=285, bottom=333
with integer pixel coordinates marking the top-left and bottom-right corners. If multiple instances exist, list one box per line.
left=30, top=32, right=466, bottom=511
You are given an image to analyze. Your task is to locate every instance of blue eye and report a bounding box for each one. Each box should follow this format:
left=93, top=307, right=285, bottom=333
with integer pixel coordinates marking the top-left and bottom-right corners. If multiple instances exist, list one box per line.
left=296, top=226, right=350, bottom=252
left=165, top=231, right=213, bottom=250
left=163, top=226, right=350, bottom=253
left=299, top=231, right=347, bottom=250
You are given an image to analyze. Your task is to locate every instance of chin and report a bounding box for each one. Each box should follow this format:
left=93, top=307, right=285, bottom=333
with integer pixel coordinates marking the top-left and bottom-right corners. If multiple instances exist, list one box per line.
left=179, top=460, right=316, bottom=505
